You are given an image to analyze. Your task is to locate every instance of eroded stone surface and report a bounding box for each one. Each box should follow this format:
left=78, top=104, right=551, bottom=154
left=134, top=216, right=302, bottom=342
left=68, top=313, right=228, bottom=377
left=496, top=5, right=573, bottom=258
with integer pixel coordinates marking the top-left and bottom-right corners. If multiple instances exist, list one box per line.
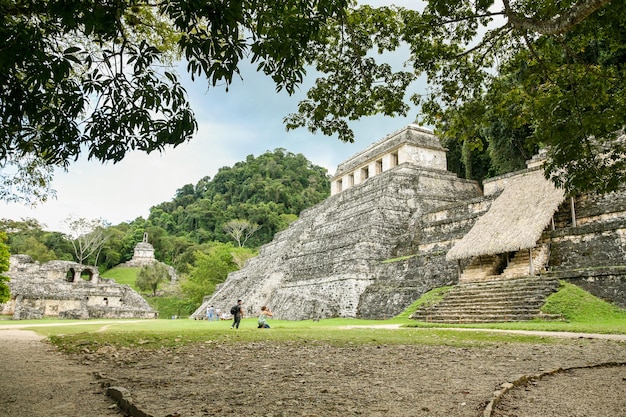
left=1, top=255, right=156, bottom=320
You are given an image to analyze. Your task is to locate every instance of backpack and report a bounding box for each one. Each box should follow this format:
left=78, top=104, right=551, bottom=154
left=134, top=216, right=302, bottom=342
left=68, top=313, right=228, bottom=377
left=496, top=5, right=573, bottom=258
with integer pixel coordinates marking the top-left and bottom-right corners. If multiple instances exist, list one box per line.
left=230, top=305, right=239, bottom=315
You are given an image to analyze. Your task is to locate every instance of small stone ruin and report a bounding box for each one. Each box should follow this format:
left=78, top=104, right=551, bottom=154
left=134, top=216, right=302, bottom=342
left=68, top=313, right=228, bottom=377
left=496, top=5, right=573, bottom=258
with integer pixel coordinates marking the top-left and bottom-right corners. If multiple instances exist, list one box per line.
left=122, top=232, right=157, bottom=267
left=1, top=254, right=157, bottom=320
left=119, top=232, right=178, bottom=281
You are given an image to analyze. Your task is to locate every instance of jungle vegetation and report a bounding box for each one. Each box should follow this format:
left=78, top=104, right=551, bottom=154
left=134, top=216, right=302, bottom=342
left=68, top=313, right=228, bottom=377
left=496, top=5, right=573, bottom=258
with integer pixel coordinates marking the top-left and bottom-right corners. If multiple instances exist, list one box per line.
left=1, top=1, right=624, bottom=202
left=1, top=149, right=330, bottom=287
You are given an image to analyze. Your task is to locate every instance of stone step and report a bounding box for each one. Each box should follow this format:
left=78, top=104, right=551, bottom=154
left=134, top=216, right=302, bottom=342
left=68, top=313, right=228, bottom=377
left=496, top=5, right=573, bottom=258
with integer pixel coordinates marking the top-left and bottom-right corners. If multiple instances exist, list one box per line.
left=410, top=276, right=559, bottom=323
left=411, top=314, right=540, bottom=323
left=449, top=283, right=558, bottom=297
left=454, top=280, right=556, bottom=291
left=447, top=291, right=555, bottom=301
left=416, top=304, right=541, bottom=314
left=419, top=299, right=547, bottom=310
left=445, top=293, right=553, bottom=302
left=414, top=309, right=564, bottom=318
left=457, top=276, right=558, bottom=287
left=446, top=285, right=553, bottom=295
left=436, top=297, right=547, bottom=307
left=461, top=244, right=552, bottom=283
left=413, top=308, right=541, bottom=318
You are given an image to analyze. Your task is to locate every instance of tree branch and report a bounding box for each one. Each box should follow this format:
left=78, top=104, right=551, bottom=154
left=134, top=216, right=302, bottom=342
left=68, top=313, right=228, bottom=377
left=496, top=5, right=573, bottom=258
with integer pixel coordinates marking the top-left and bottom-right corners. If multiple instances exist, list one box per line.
left=454, top=25, right=511, bottom=59
left=439, top=12, right=504, bottom=26
left=504, top=0, right=612, bottom=35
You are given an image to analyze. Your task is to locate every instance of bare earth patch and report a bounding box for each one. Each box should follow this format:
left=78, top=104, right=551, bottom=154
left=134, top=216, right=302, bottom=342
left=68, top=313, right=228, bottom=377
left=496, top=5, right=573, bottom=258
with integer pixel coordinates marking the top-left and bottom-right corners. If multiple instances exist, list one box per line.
left=1, top=328, right=625, bottom=417
left=0, top=329, right=119, bottom=417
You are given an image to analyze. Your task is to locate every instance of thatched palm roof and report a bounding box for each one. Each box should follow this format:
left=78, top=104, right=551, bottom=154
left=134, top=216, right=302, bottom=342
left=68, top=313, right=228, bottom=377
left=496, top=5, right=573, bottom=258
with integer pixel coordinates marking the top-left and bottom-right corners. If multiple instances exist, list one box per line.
left=446, top=170, right=565, bottom=261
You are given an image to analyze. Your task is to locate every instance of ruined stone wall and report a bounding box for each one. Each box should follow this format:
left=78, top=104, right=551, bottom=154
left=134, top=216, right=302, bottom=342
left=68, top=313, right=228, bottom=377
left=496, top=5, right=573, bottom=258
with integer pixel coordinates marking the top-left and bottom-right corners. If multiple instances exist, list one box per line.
left=358, top=194, right=497, bottom=318
left=192, top=164, right=482, bottom=320
left=1, top=255, right=157, bottom=319
left=547, top=190, right=626, bottom=308
left=363, top=184, right=626, bottom=316
left=550, top=220, right=626, bottom=269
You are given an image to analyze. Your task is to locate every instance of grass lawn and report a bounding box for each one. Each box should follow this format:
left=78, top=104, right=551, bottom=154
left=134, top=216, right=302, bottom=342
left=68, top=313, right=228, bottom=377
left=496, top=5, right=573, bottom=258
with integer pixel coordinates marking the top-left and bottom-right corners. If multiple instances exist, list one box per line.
left=1, top=280, right=623, bottom=352
left=100, top=267, right=197, bottom=317
left=101, top=267, right=141, bottom=291
left=5, top=317, right=561, bottom=353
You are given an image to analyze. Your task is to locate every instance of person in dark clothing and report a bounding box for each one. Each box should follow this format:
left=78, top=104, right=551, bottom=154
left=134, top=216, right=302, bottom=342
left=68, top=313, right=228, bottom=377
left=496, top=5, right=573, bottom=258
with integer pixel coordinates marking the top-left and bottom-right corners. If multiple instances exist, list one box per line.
left=231, top=299, right=243, bottom=329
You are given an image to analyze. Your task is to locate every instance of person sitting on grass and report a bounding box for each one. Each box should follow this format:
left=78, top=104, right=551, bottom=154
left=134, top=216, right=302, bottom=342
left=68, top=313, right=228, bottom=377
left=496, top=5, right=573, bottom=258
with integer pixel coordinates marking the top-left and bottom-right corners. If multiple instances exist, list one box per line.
left=257, top=306, right=273, bottom=329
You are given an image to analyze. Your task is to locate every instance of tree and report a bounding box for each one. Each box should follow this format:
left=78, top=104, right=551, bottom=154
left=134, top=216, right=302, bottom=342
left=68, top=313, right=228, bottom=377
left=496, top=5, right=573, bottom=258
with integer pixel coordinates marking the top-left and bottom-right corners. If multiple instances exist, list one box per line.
left=65, top=216, right=108, bottom=265
left=181, top=243, right=245, bottom=305
left=285, top=0, right=625, bottom=194
left=3, top=1, right=623, bottom=199
left=145, top=149, right=329, bottom=248
left=0, top=0, right=349, bottom=202
left=0, top=232, right=10, bottom=303
left=0, top=218, right=73, bottom=261
left=0, top=156, right=55, bottom=205
left=222, top=219, right=260, bottom=247
left=436, top=4, right=626, bottom=193
left=136, top=263, right=170, bottom=296
left=230, top=246, right=257, bottom=269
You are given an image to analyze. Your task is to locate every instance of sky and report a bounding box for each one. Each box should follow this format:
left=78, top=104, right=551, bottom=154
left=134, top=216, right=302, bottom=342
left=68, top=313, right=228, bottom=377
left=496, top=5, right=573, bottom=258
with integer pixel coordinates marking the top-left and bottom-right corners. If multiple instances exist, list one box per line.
left=1, top=1, right=423, bottom=234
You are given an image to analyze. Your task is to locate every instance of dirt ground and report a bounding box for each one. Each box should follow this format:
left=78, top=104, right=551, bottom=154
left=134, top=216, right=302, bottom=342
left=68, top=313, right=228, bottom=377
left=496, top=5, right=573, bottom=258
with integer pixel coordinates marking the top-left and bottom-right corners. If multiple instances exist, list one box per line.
left=0, top=327, right=625, bottom=417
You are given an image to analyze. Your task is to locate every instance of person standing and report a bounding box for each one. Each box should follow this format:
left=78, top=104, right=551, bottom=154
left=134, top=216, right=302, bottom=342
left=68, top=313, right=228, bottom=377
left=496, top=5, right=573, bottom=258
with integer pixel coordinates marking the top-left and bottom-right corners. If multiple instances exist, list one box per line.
left=207, top=305, right=216, bottom=321
left=231, top=299, right=243, bottom=329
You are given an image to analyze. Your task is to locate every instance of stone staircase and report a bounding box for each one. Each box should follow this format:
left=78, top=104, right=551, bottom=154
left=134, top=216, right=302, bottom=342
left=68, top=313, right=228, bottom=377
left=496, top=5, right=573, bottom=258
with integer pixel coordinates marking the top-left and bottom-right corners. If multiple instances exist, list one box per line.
left=460, top=241, right=552, bottom=283
left=501, top=243, right=551, bottom=278
left=410, top=276, right=560, bottom=323
left=459, top=254, right=504, bottom=282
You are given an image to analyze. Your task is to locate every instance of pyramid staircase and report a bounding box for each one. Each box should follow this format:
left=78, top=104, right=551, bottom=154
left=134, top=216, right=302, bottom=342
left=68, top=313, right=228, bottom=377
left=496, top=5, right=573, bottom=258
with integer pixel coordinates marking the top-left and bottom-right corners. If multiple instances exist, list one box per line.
left=410, top=276, right=560, bottom=323
left=501, top=244, right=551, bottom=279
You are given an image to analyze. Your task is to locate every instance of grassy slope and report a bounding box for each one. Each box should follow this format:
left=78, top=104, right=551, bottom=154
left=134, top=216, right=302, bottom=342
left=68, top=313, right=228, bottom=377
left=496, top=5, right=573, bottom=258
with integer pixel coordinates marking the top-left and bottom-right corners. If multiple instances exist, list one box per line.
left=101, top=267, right=140, bottom=291
left=101, top=266, right=197, bottom=318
